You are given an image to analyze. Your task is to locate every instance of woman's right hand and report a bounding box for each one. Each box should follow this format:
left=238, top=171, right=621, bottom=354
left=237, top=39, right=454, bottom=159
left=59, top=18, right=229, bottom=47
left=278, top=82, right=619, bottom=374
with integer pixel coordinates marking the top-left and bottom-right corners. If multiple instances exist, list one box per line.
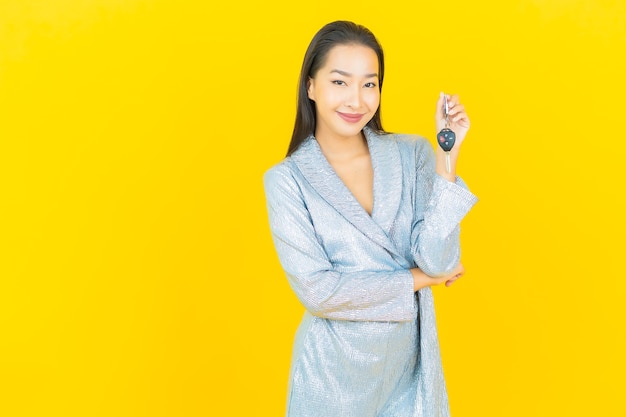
left=410, top=263, right=465, bottom=292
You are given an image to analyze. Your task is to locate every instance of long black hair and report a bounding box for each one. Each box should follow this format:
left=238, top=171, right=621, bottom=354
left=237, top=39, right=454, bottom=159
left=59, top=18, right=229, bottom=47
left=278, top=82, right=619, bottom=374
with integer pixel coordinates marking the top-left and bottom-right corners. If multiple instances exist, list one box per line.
left=286, top=21, right=386, bottom=157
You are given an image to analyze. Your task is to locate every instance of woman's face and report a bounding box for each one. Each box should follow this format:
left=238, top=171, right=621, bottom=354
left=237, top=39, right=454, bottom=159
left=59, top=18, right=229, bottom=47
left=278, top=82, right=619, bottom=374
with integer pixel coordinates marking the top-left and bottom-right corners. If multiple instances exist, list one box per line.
left=307, top=44, right=380, bottom=142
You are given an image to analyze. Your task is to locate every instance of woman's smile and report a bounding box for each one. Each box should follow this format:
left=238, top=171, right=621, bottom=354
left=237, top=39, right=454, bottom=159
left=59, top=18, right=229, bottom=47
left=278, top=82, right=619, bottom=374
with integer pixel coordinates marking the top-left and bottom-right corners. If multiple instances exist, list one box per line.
left=337, top=112, right=365, bottom=123
left=306, top=44, right=380, bottom=143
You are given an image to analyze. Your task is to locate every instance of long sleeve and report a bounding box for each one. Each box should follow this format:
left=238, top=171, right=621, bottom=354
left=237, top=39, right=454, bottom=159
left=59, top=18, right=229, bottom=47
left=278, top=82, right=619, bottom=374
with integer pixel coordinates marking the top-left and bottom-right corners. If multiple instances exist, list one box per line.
left=264, top=165, right=417, bottom=322
left=410, top=140, right=478, bottom=277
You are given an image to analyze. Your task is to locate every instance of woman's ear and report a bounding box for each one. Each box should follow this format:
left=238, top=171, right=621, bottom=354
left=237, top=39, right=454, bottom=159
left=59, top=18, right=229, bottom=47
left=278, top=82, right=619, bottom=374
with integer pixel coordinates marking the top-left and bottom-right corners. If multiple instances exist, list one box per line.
left=307, top=77, right=315, bottom=101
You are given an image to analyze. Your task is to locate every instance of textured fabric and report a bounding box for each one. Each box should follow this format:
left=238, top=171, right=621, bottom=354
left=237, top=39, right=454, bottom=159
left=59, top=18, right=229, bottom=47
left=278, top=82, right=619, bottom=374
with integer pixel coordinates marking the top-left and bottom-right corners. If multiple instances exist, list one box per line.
left=264, top=128, right=478, bottom=417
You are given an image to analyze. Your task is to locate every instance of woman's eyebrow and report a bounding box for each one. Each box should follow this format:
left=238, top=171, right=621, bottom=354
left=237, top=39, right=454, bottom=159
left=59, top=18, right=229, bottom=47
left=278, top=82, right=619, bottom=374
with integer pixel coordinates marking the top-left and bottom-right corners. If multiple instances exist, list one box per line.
left=330, top=69, right=378, bottom=78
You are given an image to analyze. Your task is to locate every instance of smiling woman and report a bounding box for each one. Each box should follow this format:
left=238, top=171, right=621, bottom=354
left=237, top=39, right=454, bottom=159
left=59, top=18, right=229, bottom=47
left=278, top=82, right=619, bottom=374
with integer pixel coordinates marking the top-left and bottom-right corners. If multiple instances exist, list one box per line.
left=307, top=45, right=380, bottom=144
left=264, top=21, right=478, bottom=417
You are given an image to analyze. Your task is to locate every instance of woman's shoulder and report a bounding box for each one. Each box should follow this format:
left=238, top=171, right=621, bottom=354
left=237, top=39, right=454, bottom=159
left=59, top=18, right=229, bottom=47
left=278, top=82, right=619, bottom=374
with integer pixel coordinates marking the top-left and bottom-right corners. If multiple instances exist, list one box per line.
left=264, top=157, right=294, bottom=179
left=264, top=136, right=320, bottom=188
left=263, top=156, right=300, bottom=193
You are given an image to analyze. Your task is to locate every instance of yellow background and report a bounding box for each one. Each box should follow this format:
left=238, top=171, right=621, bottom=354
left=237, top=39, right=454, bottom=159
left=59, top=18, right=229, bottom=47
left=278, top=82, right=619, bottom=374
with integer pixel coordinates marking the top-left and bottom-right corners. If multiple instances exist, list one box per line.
left=1, top=0, right=625, bottom=416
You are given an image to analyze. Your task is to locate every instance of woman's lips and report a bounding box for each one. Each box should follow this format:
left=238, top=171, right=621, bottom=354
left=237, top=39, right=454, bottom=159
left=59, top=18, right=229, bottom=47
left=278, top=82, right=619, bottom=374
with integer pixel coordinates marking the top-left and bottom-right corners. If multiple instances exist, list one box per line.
left=337, top=112, right=364, bottom=123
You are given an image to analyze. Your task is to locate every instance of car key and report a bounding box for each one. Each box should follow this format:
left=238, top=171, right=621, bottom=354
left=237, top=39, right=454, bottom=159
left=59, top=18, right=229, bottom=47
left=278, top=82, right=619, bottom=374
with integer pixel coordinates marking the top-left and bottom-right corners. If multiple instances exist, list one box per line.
left=437, top=94, right=456, bottom=173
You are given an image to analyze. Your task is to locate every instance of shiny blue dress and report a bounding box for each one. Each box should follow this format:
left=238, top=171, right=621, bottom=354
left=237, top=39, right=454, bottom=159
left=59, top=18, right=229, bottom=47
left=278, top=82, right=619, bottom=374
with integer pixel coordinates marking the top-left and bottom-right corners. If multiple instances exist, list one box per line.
left=264, top=128, right=477, bottom=417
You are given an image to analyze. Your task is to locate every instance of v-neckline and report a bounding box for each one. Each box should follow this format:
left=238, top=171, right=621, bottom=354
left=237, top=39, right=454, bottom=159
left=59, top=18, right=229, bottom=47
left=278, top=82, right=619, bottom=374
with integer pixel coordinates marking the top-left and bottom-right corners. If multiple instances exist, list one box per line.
left=289, top=128, right=405, bottom=260
left=320, top=144, right=374, bottom=217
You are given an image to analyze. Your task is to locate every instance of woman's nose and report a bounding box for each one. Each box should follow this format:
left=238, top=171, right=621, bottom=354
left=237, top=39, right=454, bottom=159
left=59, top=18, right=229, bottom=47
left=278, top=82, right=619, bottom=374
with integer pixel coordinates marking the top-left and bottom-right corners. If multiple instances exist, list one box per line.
left=344, top=86, right=363, bottom=109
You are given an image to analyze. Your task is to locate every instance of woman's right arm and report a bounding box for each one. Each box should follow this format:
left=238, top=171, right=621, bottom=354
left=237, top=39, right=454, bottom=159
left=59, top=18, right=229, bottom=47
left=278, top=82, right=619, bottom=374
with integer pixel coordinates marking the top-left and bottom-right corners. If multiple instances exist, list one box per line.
left=264, top=165, right=418, bottom=322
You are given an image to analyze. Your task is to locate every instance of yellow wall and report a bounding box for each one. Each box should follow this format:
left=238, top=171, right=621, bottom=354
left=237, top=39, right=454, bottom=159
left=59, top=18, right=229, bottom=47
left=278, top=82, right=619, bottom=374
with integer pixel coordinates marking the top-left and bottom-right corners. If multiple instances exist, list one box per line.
left=1, top=0, right=624, bottom=416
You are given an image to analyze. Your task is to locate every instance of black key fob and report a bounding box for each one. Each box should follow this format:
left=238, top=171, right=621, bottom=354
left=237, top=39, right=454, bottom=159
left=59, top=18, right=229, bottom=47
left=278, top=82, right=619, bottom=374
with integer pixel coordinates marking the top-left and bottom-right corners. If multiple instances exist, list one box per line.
left=437, top=128, right=456, bottom=152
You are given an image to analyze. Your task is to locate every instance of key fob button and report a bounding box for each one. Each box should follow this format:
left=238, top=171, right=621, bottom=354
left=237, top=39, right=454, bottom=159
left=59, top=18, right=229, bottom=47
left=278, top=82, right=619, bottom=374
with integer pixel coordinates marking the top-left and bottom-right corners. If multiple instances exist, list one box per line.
left=437, top=128, right=456, bottom=152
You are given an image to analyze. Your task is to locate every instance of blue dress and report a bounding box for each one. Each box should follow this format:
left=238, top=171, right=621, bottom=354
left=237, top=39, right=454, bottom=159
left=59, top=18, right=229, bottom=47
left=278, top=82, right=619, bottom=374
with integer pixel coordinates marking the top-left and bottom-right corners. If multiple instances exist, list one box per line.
left=264, top=128, right=477, bottom=417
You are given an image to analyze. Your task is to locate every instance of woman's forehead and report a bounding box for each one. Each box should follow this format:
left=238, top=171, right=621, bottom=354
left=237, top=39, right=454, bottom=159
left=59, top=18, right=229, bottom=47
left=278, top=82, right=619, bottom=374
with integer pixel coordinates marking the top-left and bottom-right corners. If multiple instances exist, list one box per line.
left=320, top=44, right=379, bottom=75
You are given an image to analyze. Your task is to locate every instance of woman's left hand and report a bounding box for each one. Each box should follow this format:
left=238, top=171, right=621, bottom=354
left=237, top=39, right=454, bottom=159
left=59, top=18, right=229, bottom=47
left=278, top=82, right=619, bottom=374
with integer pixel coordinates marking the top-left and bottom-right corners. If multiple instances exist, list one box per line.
left=435, top=92, right=470, bottom=148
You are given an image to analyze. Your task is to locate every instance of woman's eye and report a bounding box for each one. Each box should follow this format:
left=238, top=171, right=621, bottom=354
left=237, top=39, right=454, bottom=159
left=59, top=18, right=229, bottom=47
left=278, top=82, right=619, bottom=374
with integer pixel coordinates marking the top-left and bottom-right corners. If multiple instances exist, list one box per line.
left=332, top=80, right=346, bottom=86
left=364, top=82, right=376, bottom=88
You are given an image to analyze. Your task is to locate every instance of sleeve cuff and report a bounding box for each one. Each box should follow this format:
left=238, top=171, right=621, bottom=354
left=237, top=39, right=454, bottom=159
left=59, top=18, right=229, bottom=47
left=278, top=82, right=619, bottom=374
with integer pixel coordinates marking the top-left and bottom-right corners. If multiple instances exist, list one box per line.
left=428, top=175, right=479, bottom=233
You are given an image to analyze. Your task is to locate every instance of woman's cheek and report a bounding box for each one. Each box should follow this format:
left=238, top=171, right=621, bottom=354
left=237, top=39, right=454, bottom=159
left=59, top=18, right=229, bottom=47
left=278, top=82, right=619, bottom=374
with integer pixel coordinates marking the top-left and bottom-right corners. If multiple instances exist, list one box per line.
left=366, top=92, right=380, bottom=109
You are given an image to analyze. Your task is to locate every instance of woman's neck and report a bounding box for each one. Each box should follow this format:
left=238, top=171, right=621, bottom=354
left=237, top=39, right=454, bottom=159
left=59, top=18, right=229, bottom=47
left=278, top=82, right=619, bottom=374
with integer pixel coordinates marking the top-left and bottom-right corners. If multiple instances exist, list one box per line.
left=315, top=131, right=369, bottom=162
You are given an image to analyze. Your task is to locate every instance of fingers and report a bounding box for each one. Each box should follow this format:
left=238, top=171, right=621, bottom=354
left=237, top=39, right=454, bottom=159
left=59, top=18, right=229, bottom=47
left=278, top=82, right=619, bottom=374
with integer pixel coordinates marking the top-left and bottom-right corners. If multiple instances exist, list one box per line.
left=444, top=273, right=462, bottom=287
left=450, top=109, right=469, bottom=126
left=446, top=93, right=459, bottom=107
left=452, top=262, right=464, bottom=276
left=445, top=276, right=460, bottom=287
left=444, top=263, right=465, bottom=287
left=448, top=103, right=464, bottom=119
left=437, top=93, right=470, bottom=127
left=447, top=96, right=470, bottom=125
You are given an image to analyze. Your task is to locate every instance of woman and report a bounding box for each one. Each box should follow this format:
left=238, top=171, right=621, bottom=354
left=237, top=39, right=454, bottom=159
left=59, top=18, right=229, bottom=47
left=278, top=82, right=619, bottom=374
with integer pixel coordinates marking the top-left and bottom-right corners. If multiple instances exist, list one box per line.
left=264, top=21, right=478, bottom=417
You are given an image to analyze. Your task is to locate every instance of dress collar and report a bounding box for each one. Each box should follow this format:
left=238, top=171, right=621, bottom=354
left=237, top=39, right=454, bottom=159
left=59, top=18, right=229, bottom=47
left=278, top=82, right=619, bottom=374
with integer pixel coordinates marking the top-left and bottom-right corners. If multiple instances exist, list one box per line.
left=290, top=127, right=405, bottom=261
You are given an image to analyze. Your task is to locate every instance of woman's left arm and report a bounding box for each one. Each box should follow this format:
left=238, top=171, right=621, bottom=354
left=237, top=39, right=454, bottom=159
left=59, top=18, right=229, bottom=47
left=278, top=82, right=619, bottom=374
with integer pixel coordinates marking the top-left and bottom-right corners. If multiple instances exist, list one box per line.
left=410, top=94, right=478, bottom=277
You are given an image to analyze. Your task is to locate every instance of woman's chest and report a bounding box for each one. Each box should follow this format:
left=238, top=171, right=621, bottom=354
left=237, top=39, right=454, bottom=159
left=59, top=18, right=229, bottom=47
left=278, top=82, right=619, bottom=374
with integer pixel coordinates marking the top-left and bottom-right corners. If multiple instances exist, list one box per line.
left=328, top=154, right=374, bottom=216
left=302, top=186, right=414, bottom=269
